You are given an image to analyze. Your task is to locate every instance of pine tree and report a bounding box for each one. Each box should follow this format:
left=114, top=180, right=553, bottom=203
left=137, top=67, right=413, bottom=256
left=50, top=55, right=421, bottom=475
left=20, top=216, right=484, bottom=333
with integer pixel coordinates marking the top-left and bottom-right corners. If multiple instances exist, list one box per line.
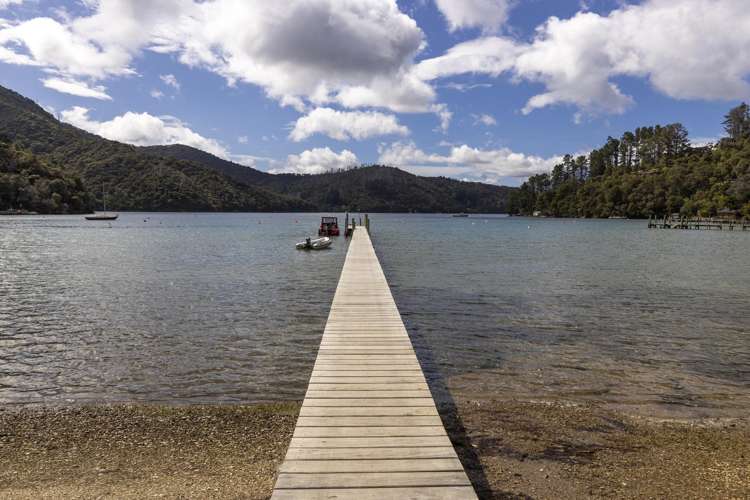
left=723, top=103, right=750, bottom=140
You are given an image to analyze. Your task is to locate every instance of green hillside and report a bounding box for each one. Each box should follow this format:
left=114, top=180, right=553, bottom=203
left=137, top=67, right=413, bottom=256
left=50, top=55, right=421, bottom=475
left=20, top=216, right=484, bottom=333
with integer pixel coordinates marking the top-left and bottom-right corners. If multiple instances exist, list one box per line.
left=509, top=106, right=750, bottom=219
left=0, top=140, right=93, bottom=213
left=0, top=84, right=514, bottom=213
left=259, top=165, right=514, bottom=213
left=0, top=86, right=309, bottom=212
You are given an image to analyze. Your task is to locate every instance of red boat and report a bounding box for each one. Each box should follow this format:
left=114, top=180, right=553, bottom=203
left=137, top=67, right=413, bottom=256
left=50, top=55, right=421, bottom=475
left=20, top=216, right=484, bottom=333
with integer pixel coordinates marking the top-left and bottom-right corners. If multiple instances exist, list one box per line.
left=318, top=216, right=340, bottom=236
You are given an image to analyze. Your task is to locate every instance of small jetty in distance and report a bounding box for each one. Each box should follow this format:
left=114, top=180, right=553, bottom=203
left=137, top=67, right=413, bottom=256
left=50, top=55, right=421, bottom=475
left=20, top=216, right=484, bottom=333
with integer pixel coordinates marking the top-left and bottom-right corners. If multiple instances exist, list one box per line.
left=648, top=215, right=749, bottom=231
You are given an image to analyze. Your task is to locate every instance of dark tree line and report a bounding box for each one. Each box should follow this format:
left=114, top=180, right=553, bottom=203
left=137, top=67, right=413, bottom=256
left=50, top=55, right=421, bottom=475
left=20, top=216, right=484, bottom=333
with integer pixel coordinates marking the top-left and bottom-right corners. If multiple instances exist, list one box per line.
left=0, top=140, right=93, bottom=213
left=509, top=104, right=750, bottom=219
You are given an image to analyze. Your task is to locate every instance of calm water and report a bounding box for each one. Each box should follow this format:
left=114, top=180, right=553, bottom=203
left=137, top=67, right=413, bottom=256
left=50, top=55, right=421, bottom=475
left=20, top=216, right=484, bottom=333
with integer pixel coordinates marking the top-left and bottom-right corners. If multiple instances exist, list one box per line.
left=1, top=213, right=748, bottom=417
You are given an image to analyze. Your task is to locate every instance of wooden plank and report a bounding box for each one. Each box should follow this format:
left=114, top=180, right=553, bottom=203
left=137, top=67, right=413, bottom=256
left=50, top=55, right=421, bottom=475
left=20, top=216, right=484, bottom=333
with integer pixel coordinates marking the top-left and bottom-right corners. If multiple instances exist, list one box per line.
left=318, top=347, right=416, bottom=351
left=320, top=340, right=413, bottom=345
left=307, top=383, right=429, bottom=391
left=305, top=390, right=432, bottom=399
left=302, top=398, right=436, bottom=407
left=299, top=406, right=439, bottom=417
left=293, top=426, right=447, bottom=438
left=319, top=341, right=413, bottom=346
left=311, top=370, right=424, bottom=377
left=296, top=416, right=443, bottom=427
left=313, top=366, right=423, bottom=371
left=314, top=358, right=419, bottom=364
left=324, top=327, right=407, bottom=331
left=285, top=446, right=456, bottom=460
left=312, top=365, right=423, bottom=371
left=271, top=486, right=477, bottom=500
left=279, top=458, right=464, bottom=473
left=275, top=471, right=471, bottom=489
left=321, top=336, right=409, bottom=340
left=310, top=377, right=426, bottom=384
left=315, top=354, right=417, bottom=359
left=323, top=325, right=402, bottom=330
left=287, top=436, right=454, bottom=449
left=314, top=361, right=420, bottom=366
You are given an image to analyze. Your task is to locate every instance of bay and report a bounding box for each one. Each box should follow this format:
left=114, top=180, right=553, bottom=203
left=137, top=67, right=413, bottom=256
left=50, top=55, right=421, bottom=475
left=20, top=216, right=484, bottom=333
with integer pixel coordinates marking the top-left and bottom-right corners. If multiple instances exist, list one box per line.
left=1, top=213, right=748, bottom=417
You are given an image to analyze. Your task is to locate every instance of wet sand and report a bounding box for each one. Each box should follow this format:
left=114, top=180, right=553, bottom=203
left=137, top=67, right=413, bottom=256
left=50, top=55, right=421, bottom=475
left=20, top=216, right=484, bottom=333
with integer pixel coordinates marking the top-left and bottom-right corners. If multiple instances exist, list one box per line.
left=1, top=400, right=748, bottom=499
left=447, top=398, right=750, bottom=499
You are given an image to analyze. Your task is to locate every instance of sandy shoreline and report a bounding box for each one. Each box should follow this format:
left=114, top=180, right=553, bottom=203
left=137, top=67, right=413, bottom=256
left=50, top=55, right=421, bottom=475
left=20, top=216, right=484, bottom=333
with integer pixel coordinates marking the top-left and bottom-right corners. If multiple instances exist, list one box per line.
left=1, top=400, right=748, bottom=499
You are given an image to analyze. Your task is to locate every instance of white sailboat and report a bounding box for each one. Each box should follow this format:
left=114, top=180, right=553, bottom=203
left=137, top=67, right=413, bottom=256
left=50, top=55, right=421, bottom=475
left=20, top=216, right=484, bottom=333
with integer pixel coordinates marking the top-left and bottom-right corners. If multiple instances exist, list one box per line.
left=85, top=187, right=119, bottom=221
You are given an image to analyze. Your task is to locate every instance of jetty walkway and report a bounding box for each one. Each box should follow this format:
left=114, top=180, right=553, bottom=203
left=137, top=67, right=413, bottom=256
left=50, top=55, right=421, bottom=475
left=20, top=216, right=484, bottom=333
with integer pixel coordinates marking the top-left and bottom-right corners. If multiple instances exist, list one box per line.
left=271, top=227, right=477, bottom=499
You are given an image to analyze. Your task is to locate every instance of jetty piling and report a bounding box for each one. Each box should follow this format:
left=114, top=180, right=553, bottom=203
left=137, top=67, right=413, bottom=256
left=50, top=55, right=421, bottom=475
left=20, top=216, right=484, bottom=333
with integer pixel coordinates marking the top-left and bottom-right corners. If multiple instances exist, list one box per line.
left=271, top=226, right=477, bottom=499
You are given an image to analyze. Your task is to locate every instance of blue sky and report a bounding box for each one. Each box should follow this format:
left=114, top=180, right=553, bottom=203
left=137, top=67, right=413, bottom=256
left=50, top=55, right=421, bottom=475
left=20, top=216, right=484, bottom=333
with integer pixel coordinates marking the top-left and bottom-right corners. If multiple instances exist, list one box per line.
left=0, top=0, right=747, bottom=186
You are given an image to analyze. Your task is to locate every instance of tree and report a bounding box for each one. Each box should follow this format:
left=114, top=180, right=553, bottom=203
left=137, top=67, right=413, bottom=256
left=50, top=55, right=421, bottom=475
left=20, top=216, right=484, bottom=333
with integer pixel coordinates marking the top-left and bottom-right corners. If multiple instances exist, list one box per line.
left=510, top=104, right=750, bottom=218
left=663, top=123, right=690, bottom=159
left=723, top=103, right=750, bottom=140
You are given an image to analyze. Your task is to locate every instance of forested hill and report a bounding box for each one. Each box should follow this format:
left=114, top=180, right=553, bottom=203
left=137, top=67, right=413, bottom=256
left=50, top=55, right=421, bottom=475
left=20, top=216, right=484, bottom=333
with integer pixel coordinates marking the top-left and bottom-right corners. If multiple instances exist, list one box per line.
left=509, top=105, right=750, bottom=219
left=0, top=86, right=308, bottom=212
left=142, top=144, right=272, bottom=186
left=0, top=84, right=515, bottom=213
left=266, top=165, right=514, bottom=213
left=0, top=140, right=93, bottom=213
left=147, top=144, right=515, bottom=213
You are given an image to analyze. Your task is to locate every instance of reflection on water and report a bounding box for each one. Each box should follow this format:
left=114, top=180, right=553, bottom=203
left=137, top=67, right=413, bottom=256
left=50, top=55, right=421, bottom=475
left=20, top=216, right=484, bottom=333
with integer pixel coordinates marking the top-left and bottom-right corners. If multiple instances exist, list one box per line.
left=373, top=215, right=750, bottom=418
left=1, top=213, right=748, bottom=417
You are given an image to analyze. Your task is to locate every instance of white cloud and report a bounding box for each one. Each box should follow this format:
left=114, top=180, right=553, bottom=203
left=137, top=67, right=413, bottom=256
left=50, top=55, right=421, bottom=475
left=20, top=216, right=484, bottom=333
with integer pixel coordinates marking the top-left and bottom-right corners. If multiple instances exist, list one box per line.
left=4, top=0, right=745, bottom=123
left=442, top=82, right=492, bottom=92
left=290, top=107, right=409, bottom=142
left=42, top=77, right=112, bottom=100
left=434, top=0, right=514, bottom=33
left=230, top=154, right=263, bottom=167
left=271, top=147, right=359, bottom=175
left=474, top=113, right=496, bottom=126
left=414, top=36, right=520, bottom=81
left=418, top=0, right=750, bottom=116
left=60, top=106, right=228, bottom=158
left=378, top=141, right=560, bottom=182
left=690, top=136, right=718, bottom=148
left=0, top=0, right=431, bottom=113
left=237, top=135, right=248, bottom=144
left=334, top=72, right=436, bottom=113
left=150, top=89, right=164, bottom=99
left=433, top=103, right=452, bottom=133
left=0, top=16, right=134, bottom=78
left=0, top=0, right=23, bottom=9
left=160, top=73, right=180, bottom=90
left=173, top=0, right=426, bottom=113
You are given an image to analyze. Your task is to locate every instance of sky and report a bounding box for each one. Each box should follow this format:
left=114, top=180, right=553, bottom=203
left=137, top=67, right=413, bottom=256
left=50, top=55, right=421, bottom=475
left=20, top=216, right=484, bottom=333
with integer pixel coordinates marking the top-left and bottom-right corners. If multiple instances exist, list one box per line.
left=0, top=0, right=748, bottom=186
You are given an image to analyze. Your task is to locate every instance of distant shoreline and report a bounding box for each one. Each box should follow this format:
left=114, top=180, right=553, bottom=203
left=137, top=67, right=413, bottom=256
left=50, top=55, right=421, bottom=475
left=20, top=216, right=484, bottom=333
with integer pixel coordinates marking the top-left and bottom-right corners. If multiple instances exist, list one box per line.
left=1, top=210, right=514, bottom=215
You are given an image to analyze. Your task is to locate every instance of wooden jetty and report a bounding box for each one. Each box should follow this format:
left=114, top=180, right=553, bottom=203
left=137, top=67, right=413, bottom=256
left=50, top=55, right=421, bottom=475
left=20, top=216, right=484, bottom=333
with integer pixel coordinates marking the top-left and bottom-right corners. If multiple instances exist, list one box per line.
left=271, top=227, right=477, bottom=499
left=648, top=215, right=749, bottom=231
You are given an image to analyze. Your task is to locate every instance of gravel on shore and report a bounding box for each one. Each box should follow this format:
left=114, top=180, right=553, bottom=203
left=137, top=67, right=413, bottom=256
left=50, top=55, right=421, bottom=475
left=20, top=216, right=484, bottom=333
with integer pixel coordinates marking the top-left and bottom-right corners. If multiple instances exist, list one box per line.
left=1, top=400, right=748, bottom=499
left=0, top=403, right=299, bottom=499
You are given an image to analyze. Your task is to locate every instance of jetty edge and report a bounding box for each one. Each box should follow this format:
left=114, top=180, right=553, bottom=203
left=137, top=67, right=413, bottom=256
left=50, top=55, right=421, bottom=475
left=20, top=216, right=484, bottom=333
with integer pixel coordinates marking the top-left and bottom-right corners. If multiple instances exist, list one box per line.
left=271, top=226, right=477, bottom=499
